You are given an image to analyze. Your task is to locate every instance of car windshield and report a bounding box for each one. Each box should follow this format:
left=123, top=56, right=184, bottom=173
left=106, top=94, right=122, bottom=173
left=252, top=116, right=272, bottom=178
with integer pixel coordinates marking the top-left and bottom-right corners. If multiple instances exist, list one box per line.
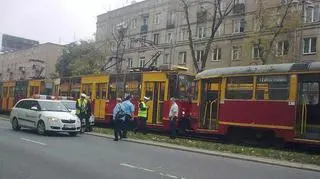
left=61, top=101, right=76, bottom=110
left=38, top=101, right=69, bottom=112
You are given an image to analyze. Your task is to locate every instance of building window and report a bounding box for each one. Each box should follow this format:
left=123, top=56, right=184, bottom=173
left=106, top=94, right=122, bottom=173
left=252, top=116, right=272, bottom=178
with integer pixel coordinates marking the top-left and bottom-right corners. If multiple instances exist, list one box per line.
left=233, top=19, right=245, bottom=33
left=198, top=27, right=206, bottom=38
left=129, top=38, right=135, bottom=48
left=277, top=41, right=289, bottom=56
left=153, top=33, right=160, bottom=45
left=141, top=35, right=147, bottom=47
left=164, top=53, right=169, bottom=64
left=305, top=5, right=319, bottom=23
left=216, top=23, right=224, bottom=36
left=154, top=13, right=160, bottom=25
left=142, top=16, right=149, bottom=25
left=139, top=57, right=145, bottom=67
left=252, top=44, right=263, bottom=59
left=127, top=58, right=133, bottom=68
left=232, top=46, right=241, bottom=61
left=196, top=50, right=204, bottom=62
left=212, top=48, right=221, bottom=61
left=303, top=37, right=317, bottom=54
left=167, top=12, right=175, bottom=26
left=180, top=29, right=188, bottom=41
left=166, top=32, right=173, bottom=43
left=178, top=52, right=187, bottom=64
left=131, top=18, right=137, bottom=29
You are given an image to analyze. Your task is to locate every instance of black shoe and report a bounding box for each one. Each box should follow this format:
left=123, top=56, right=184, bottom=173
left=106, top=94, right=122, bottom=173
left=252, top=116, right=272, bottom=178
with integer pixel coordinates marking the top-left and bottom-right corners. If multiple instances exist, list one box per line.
left=114, top=139, right=118, bottom=141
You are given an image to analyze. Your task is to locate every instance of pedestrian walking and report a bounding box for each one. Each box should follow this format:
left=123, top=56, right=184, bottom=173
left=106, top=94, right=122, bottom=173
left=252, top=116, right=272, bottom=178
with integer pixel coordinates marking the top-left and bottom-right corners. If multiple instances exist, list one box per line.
left=113, top=98, right=125, bottom=141
left=169, top=97, right=179, bottom=139
left=76, top=93, right=89, bottom=134
left=135, top=96, right=150, bottom=134
left=121, top=94, right=135, bottom=138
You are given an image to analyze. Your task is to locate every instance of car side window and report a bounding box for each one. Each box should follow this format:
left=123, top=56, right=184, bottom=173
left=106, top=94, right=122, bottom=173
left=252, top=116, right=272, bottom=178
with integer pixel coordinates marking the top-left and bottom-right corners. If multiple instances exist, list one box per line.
left=24, top=100, right=32, bottom=110
left=15, top=101, right=25, bottom=108
left=30, top=100, right=41, bottom=110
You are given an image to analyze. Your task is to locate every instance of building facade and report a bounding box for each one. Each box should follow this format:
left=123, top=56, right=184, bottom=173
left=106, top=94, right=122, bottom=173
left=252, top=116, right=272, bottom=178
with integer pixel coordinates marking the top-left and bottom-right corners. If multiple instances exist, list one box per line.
left=96, top=0, right=320, bottom=73
left=1, top=34, right=39, bottom=52
left=0, top=43, right=64, bottom=81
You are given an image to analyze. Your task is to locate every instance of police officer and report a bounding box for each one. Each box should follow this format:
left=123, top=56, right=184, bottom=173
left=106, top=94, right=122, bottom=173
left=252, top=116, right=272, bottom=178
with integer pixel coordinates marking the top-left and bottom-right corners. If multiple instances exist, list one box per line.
left=86, top=96, right=92, bottom=132
left=136, top=96, right=150, bottom=134
left=76, top=93, right=88, bottom=133
left=113, top=98, right=125, bottom=141
left=121, top=94, right=134, bottom=138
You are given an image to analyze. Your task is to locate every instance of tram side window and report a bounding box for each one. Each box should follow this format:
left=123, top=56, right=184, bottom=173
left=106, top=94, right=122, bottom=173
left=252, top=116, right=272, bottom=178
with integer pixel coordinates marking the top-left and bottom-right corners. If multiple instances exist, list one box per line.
left=126, top=82, right=140, bottom=100
left=145, top=82, right=153, bottom=100
left=9, top=87, right=14, bottom=97
left=256, top=75, right=289, bottom=100
left=82, top=84, right=92, bottom=98
left=301, top=82, right=319, bottom=105
left=226, top=76, right=253, bottom=99
left=178, top=75, right=198, bottom=101
left=108, top=83, right=117, bottom=99
left=96, top=83, right=107, bottom=99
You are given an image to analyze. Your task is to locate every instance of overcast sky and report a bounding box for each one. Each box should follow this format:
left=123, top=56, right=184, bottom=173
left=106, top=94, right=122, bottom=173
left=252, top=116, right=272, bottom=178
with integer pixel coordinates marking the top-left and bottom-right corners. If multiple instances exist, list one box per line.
left=0, top=0, right=143, bottom=45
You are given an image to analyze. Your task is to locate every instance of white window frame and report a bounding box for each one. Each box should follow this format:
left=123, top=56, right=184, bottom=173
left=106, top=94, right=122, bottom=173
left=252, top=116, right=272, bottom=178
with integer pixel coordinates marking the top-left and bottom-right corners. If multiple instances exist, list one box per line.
left=164, top=53, right=169, bottom=64
left=276, top=40, right=289, bottom=56
left=180, top=29, right=188, bottom=41
left=167, top=32, right=173, bottom=43
left=303, top=37, right=317, bottom=54
left=127, top=58, right=133, bottom=68
left=198, top=27, right=206, bottom=39
left=153, top=33, right=160, bottom=45
left=178, top=52, right=187, bottom=64
left=212, top=48, right=221, bottom=61
left=131, top=18, right=137, bottom=29
left=232, top=46, right=241, bottom=61
left=252, top=44, right=262, bottom=59
left=233, top=19, right=245, bottom=33
left=154, top=13, right=160, bottom=25
left=139, top=57, right=145, bottom=67
left=196, top=50, right=204, bottom=62
left=305, top=5, right=316, bottom=23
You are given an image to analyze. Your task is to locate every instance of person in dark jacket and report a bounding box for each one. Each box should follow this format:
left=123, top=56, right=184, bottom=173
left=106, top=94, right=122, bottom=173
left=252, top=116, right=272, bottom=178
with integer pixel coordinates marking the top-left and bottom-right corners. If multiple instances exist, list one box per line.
left=86, top=96, right=93, bottom=132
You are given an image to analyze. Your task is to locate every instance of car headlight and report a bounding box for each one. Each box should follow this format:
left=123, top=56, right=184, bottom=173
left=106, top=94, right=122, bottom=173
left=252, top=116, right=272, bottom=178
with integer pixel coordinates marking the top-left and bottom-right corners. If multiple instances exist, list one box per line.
left=48, top=117, right=59, bottom=122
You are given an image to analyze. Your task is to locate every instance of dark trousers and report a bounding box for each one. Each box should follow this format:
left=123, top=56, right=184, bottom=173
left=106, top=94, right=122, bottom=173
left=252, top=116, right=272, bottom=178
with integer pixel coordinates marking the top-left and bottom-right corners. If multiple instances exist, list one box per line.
left=77, top=113, right=86, bottom=133
left=169, top=117, right=177, bottom=139
left=136, top=117, right=147, bottom=134
left=114, top=120, right=123, bottom=140
left=122, top=115, right=131, bottom=138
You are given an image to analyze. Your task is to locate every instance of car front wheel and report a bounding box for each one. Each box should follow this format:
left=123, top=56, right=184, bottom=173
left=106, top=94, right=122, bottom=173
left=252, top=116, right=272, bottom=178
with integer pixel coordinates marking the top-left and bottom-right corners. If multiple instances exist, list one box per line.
left=12, top=118, right=21, bottom=131
left=37, top=121, right=46, bottom=135
left=69, top=132, right=78, bottom=136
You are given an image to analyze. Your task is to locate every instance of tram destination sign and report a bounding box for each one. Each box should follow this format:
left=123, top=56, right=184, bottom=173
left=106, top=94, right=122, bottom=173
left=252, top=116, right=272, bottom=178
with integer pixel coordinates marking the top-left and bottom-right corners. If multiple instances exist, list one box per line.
left=257, top=76, right=288, bottom=83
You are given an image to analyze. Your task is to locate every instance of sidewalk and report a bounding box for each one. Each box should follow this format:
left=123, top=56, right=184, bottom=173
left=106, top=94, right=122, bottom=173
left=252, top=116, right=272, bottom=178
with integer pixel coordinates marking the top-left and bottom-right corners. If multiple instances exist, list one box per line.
left=87, top=132, right=320, bottom=172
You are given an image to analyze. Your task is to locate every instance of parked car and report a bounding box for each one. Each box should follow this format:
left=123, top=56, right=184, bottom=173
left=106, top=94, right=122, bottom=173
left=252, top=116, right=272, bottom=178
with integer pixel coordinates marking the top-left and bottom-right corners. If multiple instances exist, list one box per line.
left=10, top=99, right=81, bottom=136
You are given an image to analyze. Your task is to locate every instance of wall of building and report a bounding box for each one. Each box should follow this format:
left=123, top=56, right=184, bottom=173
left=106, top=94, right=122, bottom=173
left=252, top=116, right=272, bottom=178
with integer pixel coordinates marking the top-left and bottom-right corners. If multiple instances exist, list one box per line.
left=0, top=43, right=64, bottom=81
left=96, top=0, right=320, bottom=73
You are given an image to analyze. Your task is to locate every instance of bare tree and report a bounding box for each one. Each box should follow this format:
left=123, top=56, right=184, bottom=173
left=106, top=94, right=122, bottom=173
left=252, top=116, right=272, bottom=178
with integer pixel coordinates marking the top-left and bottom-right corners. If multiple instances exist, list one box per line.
left=178, top=0, right=235, bottom=72
left=245, top=0, right=299, bottom=65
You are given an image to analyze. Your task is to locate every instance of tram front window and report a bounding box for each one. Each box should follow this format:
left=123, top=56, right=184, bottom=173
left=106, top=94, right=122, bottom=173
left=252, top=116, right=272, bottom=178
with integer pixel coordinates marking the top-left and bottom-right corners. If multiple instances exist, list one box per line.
left=172, top=74, right=197, bottom=101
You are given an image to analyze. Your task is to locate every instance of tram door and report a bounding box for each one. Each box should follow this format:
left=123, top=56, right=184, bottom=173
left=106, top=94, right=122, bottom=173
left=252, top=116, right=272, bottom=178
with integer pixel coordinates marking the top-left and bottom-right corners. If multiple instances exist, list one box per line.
left=296, top=74, right=320, bottom=140
left=200, top=78, right=221, bottom=130
left=144, top=82, right=165, bottom=124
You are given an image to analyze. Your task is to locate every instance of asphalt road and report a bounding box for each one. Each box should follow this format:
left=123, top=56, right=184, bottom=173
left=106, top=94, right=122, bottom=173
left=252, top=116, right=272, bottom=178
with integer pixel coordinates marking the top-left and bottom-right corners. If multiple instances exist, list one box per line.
left=0, top=119, right=319, bottom=179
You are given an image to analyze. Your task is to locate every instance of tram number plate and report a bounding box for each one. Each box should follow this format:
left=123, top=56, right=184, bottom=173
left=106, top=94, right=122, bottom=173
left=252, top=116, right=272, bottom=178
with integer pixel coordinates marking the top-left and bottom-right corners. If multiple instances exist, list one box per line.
left=64, top=124, right=75, bottom=129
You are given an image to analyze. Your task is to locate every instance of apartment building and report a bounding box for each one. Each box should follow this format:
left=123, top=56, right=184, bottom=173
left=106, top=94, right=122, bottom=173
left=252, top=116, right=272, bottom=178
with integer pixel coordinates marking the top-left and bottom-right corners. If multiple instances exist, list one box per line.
left=0, top=43, right=64, bottom=81
left=96, top=0, right=320, bottom=73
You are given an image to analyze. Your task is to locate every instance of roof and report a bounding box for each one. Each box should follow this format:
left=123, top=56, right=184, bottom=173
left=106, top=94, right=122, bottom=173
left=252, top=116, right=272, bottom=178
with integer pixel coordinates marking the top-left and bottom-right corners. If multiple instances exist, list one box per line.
left=196, top=62, right=320, bottom=80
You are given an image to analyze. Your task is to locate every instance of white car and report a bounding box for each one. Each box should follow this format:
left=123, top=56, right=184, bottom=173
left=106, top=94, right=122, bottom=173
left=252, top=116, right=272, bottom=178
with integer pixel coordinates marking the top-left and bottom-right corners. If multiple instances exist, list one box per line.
left=10, top=99, right=81, bottom=136
left=59, top=100, right=95, bottom=126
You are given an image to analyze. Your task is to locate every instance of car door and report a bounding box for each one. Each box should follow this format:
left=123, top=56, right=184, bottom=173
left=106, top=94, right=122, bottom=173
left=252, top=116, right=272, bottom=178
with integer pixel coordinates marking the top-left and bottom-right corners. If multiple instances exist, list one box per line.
left=15, top=100, right=28, bottom=127
left=25, top=100, right=39, bottom=128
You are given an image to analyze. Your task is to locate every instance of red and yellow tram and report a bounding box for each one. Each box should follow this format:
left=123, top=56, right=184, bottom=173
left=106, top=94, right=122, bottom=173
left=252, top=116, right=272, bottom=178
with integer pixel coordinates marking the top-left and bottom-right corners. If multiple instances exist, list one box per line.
left=195, top=62, right=320, bottom=145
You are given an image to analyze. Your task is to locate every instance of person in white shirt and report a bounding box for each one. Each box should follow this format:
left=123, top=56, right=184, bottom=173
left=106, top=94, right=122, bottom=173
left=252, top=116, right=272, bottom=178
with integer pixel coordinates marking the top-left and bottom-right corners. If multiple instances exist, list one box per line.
left=169, top=97, right=179, bottom=139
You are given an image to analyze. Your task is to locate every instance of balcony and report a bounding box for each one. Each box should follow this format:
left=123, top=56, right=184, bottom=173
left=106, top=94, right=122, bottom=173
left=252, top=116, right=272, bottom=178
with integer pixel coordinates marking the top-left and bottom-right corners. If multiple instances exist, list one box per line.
left=140, top=24, right=148, bottom=34
left=233, top=3, right=245, bottom=15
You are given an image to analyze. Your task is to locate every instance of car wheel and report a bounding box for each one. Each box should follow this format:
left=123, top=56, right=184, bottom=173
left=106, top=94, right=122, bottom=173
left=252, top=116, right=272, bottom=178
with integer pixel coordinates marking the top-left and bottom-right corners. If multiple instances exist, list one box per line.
left=12, top=118, right=21, bottom=131
left=37, top=121, right=46, bottom=135
left=69, top=132, right=78, bottom=136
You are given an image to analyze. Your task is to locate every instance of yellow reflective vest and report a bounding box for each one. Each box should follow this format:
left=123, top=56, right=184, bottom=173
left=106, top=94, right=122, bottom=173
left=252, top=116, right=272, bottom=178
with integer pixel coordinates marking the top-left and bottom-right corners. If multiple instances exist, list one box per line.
left=76, top=98, right=88, bottom=115
left=138, top=101, right=147, bottom=118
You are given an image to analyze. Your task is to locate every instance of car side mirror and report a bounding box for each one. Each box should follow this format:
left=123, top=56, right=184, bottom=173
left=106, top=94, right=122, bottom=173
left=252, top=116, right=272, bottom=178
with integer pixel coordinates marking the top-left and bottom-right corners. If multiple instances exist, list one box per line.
left=31, top=106, right=39, bottom=111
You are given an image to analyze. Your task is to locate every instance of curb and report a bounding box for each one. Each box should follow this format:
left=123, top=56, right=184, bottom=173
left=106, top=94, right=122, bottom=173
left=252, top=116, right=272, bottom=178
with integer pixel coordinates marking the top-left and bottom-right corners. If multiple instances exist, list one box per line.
left=87, top=132, right=320, bottom=172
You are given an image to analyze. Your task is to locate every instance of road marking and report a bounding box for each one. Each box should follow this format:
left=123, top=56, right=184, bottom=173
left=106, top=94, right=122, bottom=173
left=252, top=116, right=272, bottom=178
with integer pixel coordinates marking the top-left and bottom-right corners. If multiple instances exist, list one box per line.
left=120, top=163, right=154, bottom=172
left=20, top=138, right=47, bottom=146
left=120, top=163, right=184, bottom=179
